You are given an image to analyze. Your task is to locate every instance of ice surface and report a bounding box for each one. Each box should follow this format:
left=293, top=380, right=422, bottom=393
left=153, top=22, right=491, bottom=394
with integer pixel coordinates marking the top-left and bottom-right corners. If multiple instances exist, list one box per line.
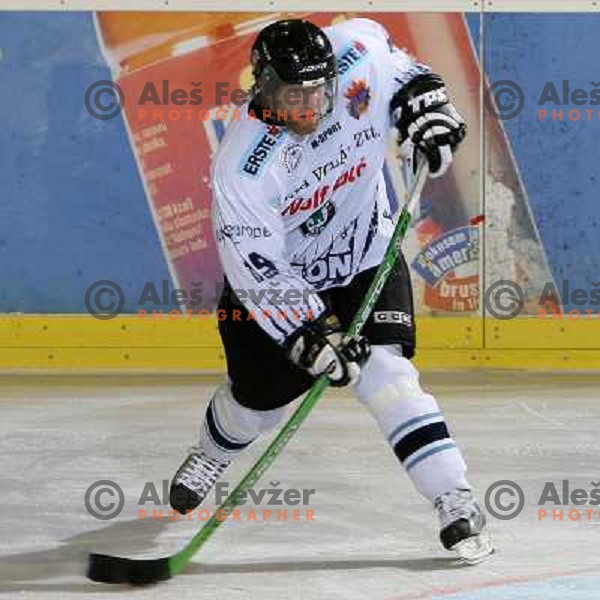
left=1, top=372, right=599, bottom=599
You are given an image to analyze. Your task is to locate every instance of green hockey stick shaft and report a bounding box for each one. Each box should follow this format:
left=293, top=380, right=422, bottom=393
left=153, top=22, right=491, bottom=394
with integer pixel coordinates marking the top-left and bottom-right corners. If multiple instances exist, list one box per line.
left=169, top=160, right=429, bottom=576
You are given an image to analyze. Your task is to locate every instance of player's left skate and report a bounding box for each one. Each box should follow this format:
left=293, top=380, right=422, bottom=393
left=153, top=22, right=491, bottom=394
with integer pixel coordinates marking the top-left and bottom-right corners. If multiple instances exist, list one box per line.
left=434, top=488, right=494, bottom=565
left=169, top=446, right=230, bottom=514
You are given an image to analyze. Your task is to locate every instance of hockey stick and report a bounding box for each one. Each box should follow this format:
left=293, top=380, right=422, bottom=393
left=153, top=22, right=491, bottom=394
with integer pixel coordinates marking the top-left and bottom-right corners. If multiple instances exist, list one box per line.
left=87, top=159, right=429, bottom=585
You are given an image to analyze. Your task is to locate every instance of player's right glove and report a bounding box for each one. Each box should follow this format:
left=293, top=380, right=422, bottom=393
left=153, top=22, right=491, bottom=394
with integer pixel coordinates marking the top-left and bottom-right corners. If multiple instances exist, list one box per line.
left=284, top=314, right=371, bottom=387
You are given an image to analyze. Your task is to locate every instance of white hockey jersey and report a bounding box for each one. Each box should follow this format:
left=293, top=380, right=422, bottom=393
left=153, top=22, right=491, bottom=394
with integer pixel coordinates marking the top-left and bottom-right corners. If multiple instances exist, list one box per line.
left=211, top=18, right=429, bottom=344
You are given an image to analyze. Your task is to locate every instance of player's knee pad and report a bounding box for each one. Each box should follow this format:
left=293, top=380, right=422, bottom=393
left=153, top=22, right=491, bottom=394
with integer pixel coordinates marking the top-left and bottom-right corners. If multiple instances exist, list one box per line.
left=354, top=345, right=437, bottom=425
left=355, top=344, right=419, bottom=402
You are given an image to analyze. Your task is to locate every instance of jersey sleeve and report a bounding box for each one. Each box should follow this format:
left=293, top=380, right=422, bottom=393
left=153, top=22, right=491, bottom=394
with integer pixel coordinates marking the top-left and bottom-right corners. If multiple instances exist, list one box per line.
left=385, top=28, right=432, bottom=92
left=211, top=161, right=327, bottom=345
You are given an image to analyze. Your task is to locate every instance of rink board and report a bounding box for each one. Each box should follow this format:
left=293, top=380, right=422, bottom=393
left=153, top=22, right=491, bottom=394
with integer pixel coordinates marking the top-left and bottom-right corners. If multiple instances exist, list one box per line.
left=2, top=315, right=600, bottom=371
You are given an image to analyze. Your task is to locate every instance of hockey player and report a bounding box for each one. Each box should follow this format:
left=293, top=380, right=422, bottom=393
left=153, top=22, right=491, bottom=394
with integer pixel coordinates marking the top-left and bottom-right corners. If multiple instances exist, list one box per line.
left=170, top=18, right=493, bottom=563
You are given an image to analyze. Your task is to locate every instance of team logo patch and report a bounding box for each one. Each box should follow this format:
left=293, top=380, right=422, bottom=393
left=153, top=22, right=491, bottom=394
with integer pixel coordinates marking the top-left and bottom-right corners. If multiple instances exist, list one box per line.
left=280, top=143, right=303, bottom=174
left=300, top=201, right=336, bottom=237
left=344, top=79, right=371, bottom=120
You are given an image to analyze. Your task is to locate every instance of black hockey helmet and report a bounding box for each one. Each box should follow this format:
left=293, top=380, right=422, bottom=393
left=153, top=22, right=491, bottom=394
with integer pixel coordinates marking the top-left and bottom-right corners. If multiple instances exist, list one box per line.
left=251, top=19, right=338, bottom=121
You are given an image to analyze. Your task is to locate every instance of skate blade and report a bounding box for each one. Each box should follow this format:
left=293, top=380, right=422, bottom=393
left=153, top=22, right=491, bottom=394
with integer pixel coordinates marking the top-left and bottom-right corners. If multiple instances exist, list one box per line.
left=451, top=531, right=494, bottom=565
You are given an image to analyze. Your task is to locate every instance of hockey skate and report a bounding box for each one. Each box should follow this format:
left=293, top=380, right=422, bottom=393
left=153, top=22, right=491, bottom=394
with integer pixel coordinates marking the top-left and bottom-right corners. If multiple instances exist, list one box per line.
left=169, top=446, right=230, bottom=514
left=434, top=488, right=494, bottom=565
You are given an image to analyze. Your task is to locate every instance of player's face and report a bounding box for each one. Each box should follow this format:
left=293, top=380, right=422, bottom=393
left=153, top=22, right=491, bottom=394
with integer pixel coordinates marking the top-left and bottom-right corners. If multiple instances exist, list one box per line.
left=273, top=81, right=334, bottom=136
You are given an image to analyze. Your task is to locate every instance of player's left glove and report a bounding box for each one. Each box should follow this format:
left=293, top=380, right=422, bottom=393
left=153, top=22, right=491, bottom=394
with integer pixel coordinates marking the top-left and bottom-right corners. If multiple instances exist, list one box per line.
left=392, top=72, right=466, bottom=178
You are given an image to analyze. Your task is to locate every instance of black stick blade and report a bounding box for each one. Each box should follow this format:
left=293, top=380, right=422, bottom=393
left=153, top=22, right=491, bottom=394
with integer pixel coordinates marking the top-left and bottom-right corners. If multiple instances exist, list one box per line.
left=87, top=553, right=171, bottom=585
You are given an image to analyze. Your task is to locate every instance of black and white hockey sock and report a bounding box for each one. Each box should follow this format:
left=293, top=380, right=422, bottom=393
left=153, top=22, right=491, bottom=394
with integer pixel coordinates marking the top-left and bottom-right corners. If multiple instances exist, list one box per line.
left=197, top=384, right=287, bottom=462
left=355, top=345, right=470, bottom=502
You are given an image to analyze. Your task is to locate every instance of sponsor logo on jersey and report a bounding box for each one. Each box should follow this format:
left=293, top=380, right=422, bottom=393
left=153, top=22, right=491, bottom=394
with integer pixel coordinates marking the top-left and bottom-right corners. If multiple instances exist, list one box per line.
left=281, top=158, right=367, bottom=217
left=240, top=125, right=284, bottom=178
left=353, top=124, right=382, bottom=147
left=337, top=40, right=369, bottom=77
left=283, top=185, right=330, bottom=217
left=312, top=145, right=350, bottom=182
left=280, top=143, right=303, bottom=174
left=393, top=63, right=431, bottom=90
left=373, top=311, right=413, bottom=326
left=284, top=179, right=310, bottom=203
left=310, top=121, right=342, bottom=149
left=294, top=219, right=359, bottom=287
left=300, top=201, right=336, bottom=237
left=344, top=79, right=371, bottom=119
left=217, top=224, right=273, bottom=243
left=304, top=251, right=353, bottom=286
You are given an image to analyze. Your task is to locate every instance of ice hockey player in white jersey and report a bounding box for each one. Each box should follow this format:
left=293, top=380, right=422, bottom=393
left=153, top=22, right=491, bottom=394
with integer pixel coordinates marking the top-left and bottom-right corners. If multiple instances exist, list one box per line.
left=170, top=18, right=493, bottom=563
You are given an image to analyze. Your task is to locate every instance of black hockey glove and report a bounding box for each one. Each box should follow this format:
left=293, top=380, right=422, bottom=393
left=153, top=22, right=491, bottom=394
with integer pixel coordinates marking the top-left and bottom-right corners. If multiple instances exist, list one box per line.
left=392, top=73, right=466, bottom=178
left=284, top=314, right=371, bottom=387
